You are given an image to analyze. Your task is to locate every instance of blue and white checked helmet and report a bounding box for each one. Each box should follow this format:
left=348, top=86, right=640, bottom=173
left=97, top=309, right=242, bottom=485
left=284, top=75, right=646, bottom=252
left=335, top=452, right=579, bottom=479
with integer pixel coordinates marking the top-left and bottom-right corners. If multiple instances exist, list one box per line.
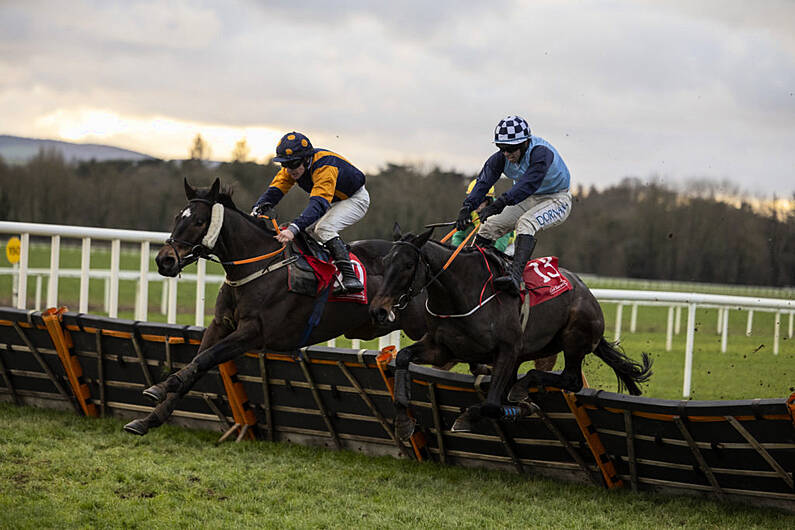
left=493, top=115, right=531, bottom=144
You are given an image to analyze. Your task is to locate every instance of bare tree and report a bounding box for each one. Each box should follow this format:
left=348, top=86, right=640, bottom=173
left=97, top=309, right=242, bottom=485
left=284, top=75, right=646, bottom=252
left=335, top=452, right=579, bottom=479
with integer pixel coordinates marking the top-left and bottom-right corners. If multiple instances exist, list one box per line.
left=231, top=137, right=250, bottom=163
left=189, top=134, right=211, bottom=161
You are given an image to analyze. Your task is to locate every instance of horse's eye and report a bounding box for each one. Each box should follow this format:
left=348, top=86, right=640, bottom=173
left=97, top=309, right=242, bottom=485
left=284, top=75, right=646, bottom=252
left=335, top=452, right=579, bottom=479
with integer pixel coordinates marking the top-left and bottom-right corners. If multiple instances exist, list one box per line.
left=195, top=218, right=206, bottom=226
left=405, top=261, right=413, bottom=270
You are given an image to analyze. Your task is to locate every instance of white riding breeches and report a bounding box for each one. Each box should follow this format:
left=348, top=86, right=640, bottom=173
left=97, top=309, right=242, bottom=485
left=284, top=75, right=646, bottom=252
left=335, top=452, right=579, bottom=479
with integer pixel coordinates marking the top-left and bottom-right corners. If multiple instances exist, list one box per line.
left=306, top=186, right=370, bottom=244
left=478, top=189, right=572, bottom=240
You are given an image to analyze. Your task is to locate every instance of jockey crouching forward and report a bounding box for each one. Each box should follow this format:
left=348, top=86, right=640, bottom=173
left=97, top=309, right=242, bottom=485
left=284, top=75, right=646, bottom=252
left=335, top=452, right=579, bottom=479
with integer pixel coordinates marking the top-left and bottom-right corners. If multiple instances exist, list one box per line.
left=251, top=132, right=368, bottom=294
left=452, top=179, right=513, bottom=253
left=457, top=116, right=572, bottom=296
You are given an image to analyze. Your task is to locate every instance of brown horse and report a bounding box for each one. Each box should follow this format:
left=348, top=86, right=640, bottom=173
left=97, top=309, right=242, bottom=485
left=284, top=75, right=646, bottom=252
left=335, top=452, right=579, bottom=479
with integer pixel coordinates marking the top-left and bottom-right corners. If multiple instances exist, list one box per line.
left=370, top=226, right=652, bottom=439
left=123, top=178, right=427, bottom=435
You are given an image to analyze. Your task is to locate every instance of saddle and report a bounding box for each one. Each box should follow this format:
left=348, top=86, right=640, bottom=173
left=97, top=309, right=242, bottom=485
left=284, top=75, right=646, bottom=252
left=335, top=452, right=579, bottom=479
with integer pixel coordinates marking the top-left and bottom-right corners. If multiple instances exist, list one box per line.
left=286, top=233, right=333, bottom=295
left=475, top=246, right=571, bottom=306
left=286, top=233, right=368, bottom=303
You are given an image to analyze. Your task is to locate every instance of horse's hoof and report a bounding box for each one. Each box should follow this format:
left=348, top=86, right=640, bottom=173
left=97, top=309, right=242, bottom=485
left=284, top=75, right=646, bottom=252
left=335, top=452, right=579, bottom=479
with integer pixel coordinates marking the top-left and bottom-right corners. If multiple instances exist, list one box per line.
left=142, top=384, right=166, bottom=403
left=507, top=381, right=530, bottom=403
left=394, top=416, right=416, bottom=441
left=480, top=402, right=502, bottom=419
left=451, top=412, right=474, bottom=433
left=123, top=419, right=149, bottom=436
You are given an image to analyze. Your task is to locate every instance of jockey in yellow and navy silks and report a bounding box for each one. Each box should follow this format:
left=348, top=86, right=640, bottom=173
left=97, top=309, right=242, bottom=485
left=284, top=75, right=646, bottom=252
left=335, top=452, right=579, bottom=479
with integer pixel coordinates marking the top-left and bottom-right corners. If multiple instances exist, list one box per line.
left=251, top=132, right=368, bottom=293
left=456, top=116, right=572, bottom=296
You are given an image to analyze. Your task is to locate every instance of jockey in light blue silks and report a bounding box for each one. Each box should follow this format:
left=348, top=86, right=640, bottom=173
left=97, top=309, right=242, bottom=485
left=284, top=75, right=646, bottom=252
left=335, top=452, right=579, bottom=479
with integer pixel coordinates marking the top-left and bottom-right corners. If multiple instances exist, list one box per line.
left=456, top=116, right=572, bottom=296
left=251, top=132, right=369, bottom=294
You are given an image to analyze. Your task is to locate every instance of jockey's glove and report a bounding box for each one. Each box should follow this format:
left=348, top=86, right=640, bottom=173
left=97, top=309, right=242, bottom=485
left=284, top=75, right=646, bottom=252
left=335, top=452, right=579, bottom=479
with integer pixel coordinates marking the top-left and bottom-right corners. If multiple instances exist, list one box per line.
left=477, top=195, right=508, bottom=222
left=456, top=206, right=473, bottom=231
left=250, top=203, right=273, bottom=218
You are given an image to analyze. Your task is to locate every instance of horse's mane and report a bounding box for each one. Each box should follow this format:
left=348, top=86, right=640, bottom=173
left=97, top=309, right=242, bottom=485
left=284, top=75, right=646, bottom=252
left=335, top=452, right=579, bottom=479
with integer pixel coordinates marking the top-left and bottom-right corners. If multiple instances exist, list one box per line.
left=195, top=184, right=276, bottom=234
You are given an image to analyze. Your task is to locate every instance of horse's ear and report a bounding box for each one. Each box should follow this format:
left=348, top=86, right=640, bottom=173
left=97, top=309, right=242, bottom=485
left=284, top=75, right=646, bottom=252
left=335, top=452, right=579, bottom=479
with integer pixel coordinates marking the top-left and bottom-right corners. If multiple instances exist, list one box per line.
left=392, top=222, right=402, bottom=241
left=184, top=177, right=196, bottom=200
left=209, top=177, right=220, bottom=200
left=415, top=227, right=435, bottom=247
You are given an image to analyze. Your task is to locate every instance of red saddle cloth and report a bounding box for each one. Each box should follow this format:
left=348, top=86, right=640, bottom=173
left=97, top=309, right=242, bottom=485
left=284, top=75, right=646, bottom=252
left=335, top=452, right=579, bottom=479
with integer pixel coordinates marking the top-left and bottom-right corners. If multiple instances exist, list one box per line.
left=301, top=252, right=368, bottom=304
left=520, top=256, right=572, bottom=306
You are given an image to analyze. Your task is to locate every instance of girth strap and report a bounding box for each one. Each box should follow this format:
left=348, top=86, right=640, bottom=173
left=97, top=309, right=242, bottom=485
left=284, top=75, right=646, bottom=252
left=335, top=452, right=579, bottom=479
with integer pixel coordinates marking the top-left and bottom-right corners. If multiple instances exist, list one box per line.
left=224, top=256, right=298, bottom=287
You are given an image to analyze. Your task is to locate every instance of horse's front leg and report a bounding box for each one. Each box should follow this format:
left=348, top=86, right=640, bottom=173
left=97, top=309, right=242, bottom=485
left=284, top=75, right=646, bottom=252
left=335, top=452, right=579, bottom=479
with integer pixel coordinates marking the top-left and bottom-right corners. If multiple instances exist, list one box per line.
left=479, top=341, right=519, bottom=419
left=123, top=319, right=261, bottom=436
left=393, top=339, right=448, bottom=440
left=141, top=319, right=232, bottom=403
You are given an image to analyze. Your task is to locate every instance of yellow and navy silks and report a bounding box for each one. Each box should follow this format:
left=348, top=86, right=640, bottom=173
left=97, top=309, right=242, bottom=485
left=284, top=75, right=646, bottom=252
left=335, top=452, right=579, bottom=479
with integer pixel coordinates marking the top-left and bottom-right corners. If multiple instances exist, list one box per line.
left=256, top=149, right=366, bottom=231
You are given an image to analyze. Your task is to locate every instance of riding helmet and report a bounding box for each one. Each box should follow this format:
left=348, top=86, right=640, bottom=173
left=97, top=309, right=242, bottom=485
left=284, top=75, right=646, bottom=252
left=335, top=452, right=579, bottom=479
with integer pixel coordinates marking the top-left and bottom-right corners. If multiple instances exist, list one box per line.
left=274, top=132, right=314, bottom=162
left=466, top=179, right=495, bottom=197
left=493, top=116, right=531, bottom=144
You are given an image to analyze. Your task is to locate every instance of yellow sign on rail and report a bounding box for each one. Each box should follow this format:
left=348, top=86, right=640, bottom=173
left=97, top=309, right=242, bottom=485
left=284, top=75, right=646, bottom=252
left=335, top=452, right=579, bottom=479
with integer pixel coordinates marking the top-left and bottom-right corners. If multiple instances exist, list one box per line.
left=5, top=237, right=20, bottom=264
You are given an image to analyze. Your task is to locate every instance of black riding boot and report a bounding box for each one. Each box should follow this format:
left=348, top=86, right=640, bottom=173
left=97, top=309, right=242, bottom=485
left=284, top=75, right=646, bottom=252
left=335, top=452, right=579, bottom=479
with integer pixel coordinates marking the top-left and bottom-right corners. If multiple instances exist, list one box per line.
left=494, top=234, right=536, bottom=296
left=474, top=234, right=493, bottom=248
left=325, top=236, right=364, bottom=294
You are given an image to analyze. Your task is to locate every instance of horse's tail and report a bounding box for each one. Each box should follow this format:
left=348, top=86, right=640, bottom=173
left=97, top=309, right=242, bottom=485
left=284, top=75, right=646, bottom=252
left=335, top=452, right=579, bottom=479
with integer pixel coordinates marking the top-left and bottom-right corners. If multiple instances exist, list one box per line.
left=593, top=338, right=653, bottom=396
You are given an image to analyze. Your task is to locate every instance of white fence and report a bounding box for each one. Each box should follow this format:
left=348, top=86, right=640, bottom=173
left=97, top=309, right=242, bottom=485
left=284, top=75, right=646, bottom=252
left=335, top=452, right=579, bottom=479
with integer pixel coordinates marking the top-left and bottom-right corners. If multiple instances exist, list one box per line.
left=0, top=221, right=401, bottom=350
left=1, top=221, right=793, bottom=397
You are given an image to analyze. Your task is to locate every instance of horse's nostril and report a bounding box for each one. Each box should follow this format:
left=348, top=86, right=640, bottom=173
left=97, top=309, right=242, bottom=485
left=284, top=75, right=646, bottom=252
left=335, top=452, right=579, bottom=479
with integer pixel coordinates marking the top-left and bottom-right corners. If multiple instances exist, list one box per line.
left=157, top=255, right=176, bottom=271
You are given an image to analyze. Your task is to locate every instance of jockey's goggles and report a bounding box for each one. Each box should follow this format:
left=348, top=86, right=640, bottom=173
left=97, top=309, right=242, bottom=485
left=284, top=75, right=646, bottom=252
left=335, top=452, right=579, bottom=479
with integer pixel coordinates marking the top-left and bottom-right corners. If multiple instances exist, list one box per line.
left=281, top=158, right=303, bottom=169
left=497, top=143, right=521, bottom=153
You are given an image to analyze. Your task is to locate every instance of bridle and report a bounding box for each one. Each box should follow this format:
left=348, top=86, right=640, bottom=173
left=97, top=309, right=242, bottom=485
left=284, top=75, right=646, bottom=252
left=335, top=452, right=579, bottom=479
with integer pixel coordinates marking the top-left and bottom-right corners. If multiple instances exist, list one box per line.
left=391, top=240, right=445, bottom=311
left=165, top=199, right=219, bottom=272
left=165, top=198, right=286, bottom=276
left=390, top=239, right=500, bottom=318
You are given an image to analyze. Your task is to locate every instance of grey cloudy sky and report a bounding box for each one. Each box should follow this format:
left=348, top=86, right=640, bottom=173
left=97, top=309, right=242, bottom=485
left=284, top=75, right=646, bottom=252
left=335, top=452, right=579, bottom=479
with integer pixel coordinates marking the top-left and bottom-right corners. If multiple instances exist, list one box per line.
left=1, top=0, right=793, bottom=196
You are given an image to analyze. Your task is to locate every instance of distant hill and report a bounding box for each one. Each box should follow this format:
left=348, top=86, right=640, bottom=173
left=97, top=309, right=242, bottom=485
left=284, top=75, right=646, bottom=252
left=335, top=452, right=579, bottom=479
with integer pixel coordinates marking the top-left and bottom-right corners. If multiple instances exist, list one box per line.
left=0, top=135, right=156, bottom=164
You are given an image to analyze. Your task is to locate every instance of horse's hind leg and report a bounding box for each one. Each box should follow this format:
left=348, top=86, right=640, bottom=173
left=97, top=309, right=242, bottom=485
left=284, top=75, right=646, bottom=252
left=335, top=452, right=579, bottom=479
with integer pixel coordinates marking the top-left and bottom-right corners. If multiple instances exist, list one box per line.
left=508, top=353, right=585, bottom=402
left=124, top=319, right=261, bottom=436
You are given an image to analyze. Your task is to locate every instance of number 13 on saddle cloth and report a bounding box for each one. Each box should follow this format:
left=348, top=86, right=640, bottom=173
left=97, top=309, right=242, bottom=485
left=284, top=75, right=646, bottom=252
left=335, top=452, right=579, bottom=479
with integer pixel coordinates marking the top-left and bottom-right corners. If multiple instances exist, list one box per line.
left=521, top=256, right=572, bottom=306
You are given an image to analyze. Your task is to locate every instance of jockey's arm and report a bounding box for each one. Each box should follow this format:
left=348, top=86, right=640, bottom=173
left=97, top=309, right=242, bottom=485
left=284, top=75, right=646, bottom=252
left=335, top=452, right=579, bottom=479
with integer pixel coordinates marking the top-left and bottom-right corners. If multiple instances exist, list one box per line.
left=285, top=165, right=337, bottom=236
left=463, top=152, right=504, bottom=212
left=253, top=169, right=295, bottom=211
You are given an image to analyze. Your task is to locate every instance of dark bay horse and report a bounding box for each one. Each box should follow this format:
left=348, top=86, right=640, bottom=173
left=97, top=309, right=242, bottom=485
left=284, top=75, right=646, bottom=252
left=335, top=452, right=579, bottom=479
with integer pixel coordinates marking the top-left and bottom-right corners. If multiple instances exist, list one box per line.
left=123, top=178, right=427, bottom=435
left=370, top=227, right=652, bottom=439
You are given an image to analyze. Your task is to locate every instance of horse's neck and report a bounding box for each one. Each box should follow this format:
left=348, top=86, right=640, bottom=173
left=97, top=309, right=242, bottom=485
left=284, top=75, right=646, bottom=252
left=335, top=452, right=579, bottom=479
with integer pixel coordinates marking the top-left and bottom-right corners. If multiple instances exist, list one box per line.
left=422, top=242, right=483, bottom=311
left=216, top=210, right=280, bottom=274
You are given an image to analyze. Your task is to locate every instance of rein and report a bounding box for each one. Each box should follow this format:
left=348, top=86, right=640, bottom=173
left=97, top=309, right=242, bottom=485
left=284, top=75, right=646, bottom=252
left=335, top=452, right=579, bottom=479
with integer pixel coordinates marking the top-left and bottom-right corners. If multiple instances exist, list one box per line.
left=392, top=233, right=494, bottom=317
left=167, top=198, right=288, bottom=283
left=425, top=244, right=499, bottom=318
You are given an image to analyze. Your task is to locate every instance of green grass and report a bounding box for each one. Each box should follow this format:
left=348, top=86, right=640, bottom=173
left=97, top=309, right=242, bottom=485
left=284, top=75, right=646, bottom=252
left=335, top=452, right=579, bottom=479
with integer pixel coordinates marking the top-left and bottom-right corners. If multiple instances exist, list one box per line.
left=1, top=244, right=794, bottom=527
left=557, top=303, right=794, bottom=401
left=1, top=403, right=792, bottom=529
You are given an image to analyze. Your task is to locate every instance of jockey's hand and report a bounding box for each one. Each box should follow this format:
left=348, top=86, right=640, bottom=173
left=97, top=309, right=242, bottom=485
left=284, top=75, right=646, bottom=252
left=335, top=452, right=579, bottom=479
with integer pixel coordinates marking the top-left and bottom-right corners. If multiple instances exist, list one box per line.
left=477, top=196, right=507, bottom=223
left=275, top=229, right=295, bottom=244
left=456, top=206, right=473, bottom=231
left=250, top=203, right=273, bottom=218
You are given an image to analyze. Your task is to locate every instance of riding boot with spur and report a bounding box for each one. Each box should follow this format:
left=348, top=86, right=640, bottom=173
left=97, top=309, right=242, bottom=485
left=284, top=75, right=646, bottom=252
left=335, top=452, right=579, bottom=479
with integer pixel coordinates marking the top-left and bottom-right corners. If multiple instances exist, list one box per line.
left=494, top=234, right=536, bottom=296
left=326, top=236, right=364, bottom=294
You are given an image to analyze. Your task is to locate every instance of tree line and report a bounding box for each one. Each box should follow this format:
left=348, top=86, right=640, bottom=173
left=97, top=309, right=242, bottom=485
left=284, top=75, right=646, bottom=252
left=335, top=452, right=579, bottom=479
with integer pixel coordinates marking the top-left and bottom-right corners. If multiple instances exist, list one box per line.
left=1, top=148, right=793, bottom=287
